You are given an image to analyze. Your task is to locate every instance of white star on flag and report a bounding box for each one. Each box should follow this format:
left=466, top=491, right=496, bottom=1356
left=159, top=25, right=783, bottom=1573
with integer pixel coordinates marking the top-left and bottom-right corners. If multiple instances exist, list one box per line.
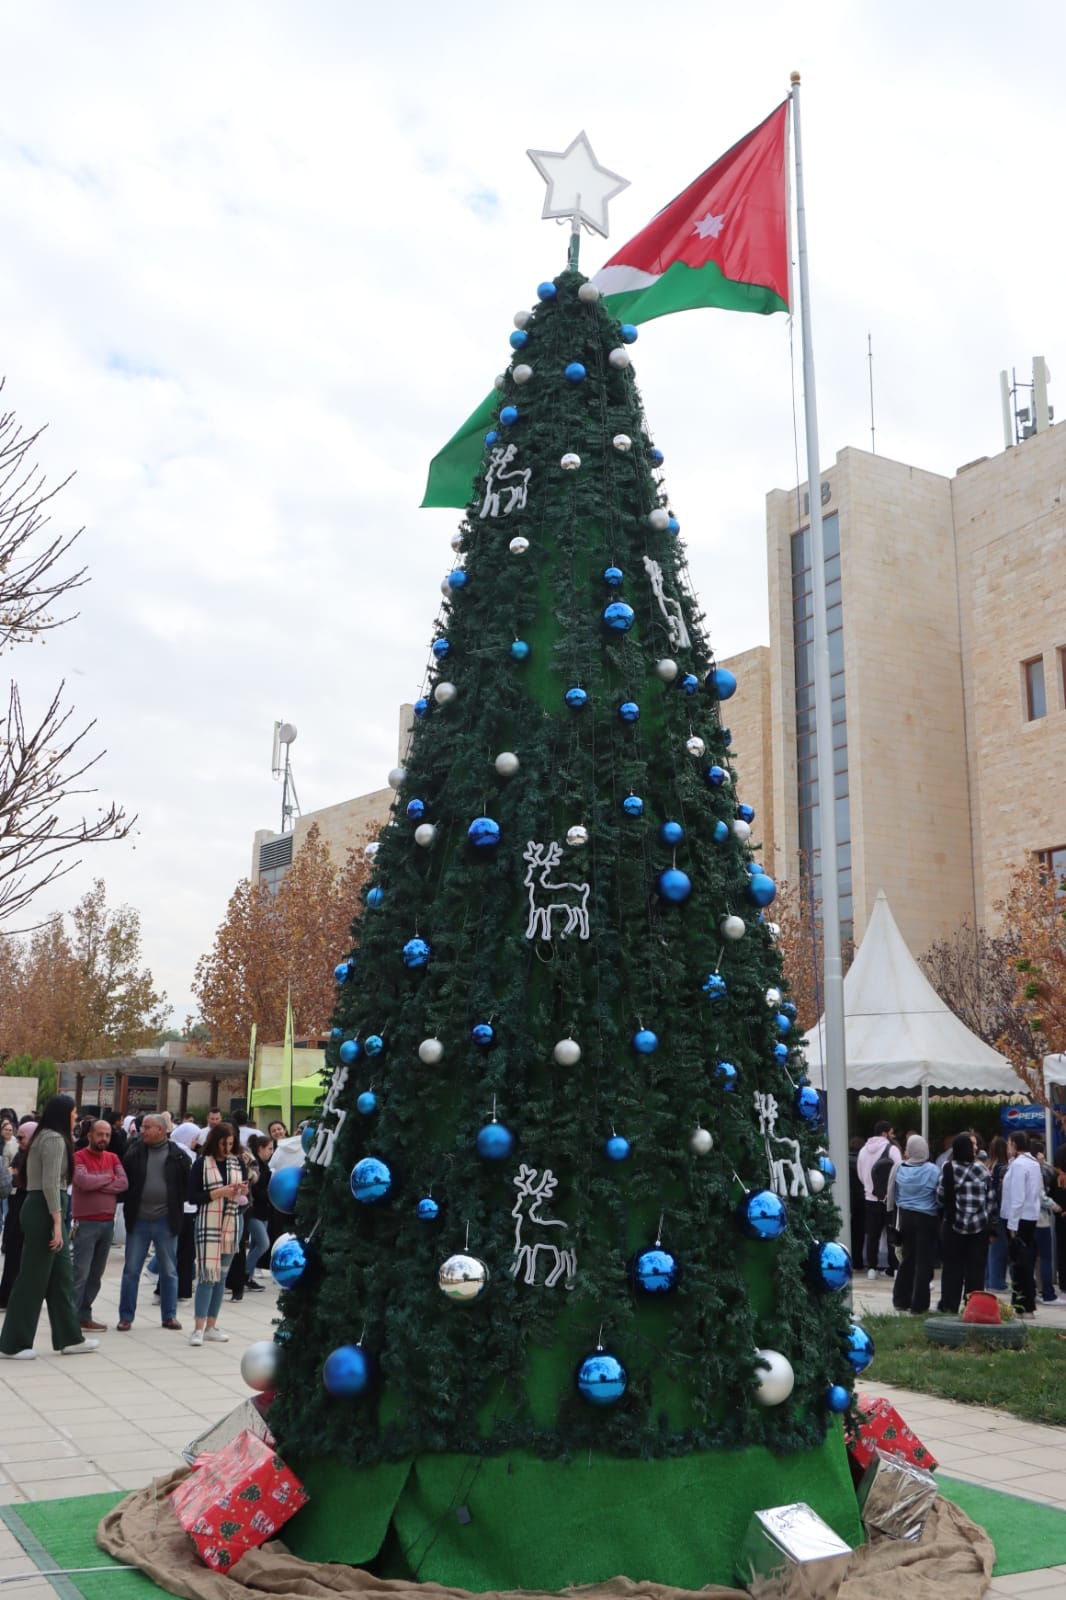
left=693, top=211, right=725, bottom=240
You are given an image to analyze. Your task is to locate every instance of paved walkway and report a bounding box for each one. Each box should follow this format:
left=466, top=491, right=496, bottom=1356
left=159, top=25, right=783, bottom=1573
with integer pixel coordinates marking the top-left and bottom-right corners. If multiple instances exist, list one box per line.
left=0, top=1257, right=1061, bottom=1596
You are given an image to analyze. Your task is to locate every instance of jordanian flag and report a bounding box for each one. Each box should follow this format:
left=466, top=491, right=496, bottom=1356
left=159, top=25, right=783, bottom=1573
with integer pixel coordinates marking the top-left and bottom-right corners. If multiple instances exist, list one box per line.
left=422, top=103, right=790, bottom=509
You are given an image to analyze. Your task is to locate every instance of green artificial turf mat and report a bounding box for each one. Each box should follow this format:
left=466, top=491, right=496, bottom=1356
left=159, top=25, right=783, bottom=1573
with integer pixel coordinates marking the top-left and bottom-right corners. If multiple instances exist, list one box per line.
left=0, top=1494, right=162, bottom=1600
left=937, top=1475, right=1066, bottom=1578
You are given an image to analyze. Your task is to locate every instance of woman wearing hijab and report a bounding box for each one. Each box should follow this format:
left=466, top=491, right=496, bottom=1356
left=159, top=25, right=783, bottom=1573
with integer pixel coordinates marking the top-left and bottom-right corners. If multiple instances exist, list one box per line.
left=886, top=1135, right=940, bottom=1314
left=0, top=1122, right=35, bottom=1308
left=0, top=1096, right=95, bottom=1358
left=170, top=1122, right=200, bottom=1301
left=938, top=1132, right=995, bottom=1314
left=188, top=1122, right=245, bottom=1346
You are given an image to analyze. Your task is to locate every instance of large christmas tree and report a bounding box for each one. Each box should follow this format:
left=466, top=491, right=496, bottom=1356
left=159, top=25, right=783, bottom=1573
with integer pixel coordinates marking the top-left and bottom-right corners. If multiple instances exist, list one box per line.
left=265, top=235, right=867, bottom=1589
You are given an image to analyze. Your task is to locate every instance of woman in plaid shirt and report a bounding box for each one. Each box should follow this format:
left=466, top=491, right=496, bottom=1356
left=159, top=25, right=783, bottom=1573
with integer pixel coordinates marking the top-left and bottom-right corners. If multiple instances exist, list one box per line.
left=937, top=1133, right=994, bottom=1314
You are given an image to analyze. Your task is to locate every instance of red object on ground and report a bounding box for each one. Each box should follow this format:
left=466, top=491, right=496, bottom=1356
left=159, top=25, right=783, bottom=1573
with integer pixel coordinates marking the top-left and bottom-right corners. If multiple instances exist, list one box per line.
left=962, top=1291, right=1002, bottom=1324
left=170, top=1428, right=309, bottom=1571
left=848, top=1393, right=939, bottom=1476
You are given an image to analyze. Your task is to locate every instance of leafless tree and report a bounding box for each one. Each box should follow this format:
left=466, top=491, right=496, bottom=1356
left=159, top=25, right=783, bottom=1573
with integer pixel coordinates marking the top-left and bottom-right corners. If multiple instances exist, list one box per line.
left=918, top=919, right=1032, bottom=1066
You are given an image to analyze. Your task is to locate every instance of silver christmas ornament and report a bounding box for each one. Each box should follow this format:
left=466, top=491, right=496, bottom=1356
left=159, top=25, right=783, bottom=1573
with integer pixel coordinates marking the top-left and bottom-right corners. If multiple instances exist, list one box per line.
left=566, top=824, right=589, bottom=847
left=495, top=751, right=520, bottom=777
left=689, top=1125, right=714, bottom=1156
left=577, top=281, right=601, bottom=302
left=434, top=681, right=458, bottom=705
left=364, top=841, right=380, bottom=861
left=240, top=1340, right=280, bottom=1393
left=439, top=1253, right=489, bottom=1300
left=450, top=530, right=464, bottom=551
left=387, top=766, right=406, bottom=792
left=765, top=986, right=783, bottom=1007
left=418, top=1037, right=444, bottom=1065
left=720, top=914, right=746, bottom=941
left=685, top=736, right=705, bottom=758
left=753, top=1348, right=795, bottom=1407
left=647, top=509, right=671, bottom=531
left=612, top=433, right=632, bottom=452
left=766, top=921, right=782, bottom=941
left=414, top=823, right=437, bottom=848
left=608, top=346, right=631, bottom=369
left=512, top=363, right=533, bottom=384
left=654, top=658, right=679, bottom=682
left=560, top=452, right=582, bottom=471
left=732, top=818, right=752, bottom=842
left=509, top=536, right=530, bottom=556
left=553, top=1037, right=582, bottom=1067
left=513, top=310, right=532, bottom=329
left=807, top=1169, right=827, bottom=1194
left=493, top=374, right=507, bottom=391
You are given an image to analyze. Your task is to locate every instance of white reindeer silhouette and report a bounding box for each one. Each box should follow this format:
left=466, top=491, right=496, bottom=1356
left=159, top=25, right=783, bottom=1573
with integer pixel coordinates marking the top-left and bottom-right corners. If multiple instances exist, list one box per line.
left=523, top=840, right=590, bottom=943
left=510, top=1165, right=576, bottom=1289
left=771, top=1137, right=809, bottom=1198
left=480, top=444, right=531, bottom=520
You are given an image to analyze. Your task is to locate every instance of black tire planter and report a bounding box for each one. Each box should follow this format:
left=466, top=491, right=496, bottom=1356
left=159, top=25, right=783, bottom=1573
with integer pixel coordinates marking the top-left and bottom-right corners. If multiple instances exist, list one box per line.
left=923, top=1315, right=1027, bottom=1349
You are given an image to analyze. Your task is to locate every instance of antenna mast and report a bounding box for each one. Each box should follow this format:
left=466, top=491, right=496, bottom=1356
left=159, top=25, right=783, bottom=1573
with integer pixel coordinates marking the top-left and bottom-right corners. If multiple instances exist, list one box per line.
left=271, top=720, right=301, bottom=834
left=867, top=333, right=876, bottom=453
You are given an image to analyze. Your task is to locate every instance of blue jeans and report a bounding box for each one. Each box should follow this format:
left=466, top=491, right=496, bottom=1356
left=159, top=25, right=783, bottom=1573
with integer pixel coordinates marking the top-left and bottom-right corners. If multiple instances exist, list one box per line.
left=120, top=1217, right=178, bottom=1324
left=194, top=1254, right=234, bottom=1321
left=246, top=1217, right=270, bottom=1277
left=985, top=1217, right=1009, bottom=1289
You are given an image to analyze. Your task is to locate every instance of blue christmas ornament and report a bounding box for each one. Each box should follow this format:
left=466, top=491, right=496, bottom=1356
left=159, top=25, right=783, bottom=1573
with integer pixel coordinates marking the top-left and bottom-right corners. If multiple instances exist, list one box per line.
left=323, top=1344, right=372, bottom=1399
left=565, top=686, right=588, bottom=709
left=350, top=1157, right=392, bottom=1204
left=737, top=803, right=755, bottom=824
left=447, top=569, right=468, bottom=590
left=818, top=1154, right=837, bottom=1181
left=603, top=565, right=624, bottom=587
left=702, top=972, right=727, bottom=1002
left=471, top=1022, right=495, bottom=1048
left=795, top=1085, right=821, bottom=1125
left=773, top=1041, right=790, bottom=1064
left=334, top=960, right=353, bottom=984
left=781, top=1000, right=798, bottom=1019
left=715, top=1060, right=738, bottom=1091
left=537, top=281, right=557, bottom=300
left=620, top=323, right=638, bottom=343
left=776, top=1013, right=792, bottom=1038
left=656, top=868, right=692, bottom=904
left=432, top=638, right=450, bottom=660
left=846, top=1324, right=875, bottom=1373
left=618, top=701, right=640, bottom=723
left=417, top=1197, right=440, bottom=1222
left=484, top=430, right=498, bottom=447
left=499, top=405, right=519, bottom=427
left=826, top=1384, right=850, bottom=1414
left=622, top=794, right=644, bottom=817
left=367, top=886, right=384, bottom=908
left=338, top=1038, right=362, bottom=1065
left=810, top=1240, right=852, bottom=1294
left=748, top=872, right=778, bottom=908
left=632, top=1029, right=659, bottom=1055
left=467, top=816, right=501, bottom=849
left=722, top=728, right=733, bottom=745
left=476, top=1121, right=514, bottom=1161
left=510, top=639, right=530, bottom=660
left=667, top=516, right=680, bottom=536
left=402, top=937, right=431, bottom=970
left=300, top=1122, right=317, bottom=1153
left=267, top=1166, right=304, bottom=1215
left=739, top=1189, right=788, bottom=1241
left=330, top=1026, right=343, bottom=1041
left=406, top=798, right=426, bottom=820
left=564, top=361, right=586, bottom=382
left=413, top=697, right=428, bottom=719
left=603, top=601, right=635, bottom=632
left=713, top=820, right=730, bottom=843
left=660, top=820, right=684, bottom=846
left=710, top=666, right=738, bottom=700
left=705, top=765, right=727, bottom=788
left=605, top=1135, right=631, bottom=1162
left=364, top=1034, right=384, bottom=1057
left=271, top=1237, right=310, bottom=1288
left=357, top=1091, right=378, bottom=1116
left=509, top=329, right=528, bottom=350
left=634, top=1247, right=678, bottom=1293
left=681, top=674, right=699, bottom=695
left=577, top=1351, right=627, bottom=1406
left=649, top=447, right=664, bottom=465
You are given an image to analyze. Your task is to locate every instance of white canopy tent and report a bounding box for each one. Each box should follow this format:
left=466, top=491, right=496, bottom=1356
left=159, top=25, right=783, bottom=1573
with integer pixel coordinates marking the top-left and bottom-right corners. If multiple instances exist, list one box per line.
left=803, top=890, right=1021, bottom=1140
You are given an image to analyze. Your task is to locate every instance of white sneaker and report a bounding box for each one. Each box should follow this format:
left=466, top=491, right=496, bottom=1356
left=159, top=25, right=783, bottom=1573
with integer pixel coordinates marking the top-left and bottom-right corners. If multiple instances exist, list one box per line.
left=0, top=1349, right=35, bottom=1360
left=867, top=1269, right=878, bottom=1280
left=189, top=1329, right=204, bottom=1346
left=204, top=1328, right=229, bottom=1342
left=61, top=1339, right=98, bottom=1354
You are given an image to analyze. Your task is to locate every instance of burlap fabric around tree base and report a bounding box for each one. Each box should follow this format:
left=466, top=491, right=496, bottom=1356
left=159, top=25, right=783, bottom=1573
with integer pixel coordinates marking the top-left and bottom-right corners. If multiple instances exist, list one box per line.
left=97, top=1467, right=993, bottom=1600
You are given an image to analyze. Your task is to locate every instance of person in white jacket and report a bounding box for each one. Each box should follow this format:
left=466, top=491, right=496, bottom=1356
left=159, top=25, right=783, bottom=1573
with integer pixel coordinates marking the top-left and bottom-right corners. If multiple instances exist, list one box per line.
left=1001, top=1131, right=1044, bottom=1314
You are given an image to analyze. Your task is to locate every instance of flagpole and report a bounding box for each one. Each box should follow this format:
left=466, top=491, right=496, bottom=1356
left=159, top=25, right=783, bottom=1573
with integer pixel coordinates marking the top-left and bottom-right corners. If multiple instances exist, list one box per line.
left=789, top=72, right=850, bottom=1250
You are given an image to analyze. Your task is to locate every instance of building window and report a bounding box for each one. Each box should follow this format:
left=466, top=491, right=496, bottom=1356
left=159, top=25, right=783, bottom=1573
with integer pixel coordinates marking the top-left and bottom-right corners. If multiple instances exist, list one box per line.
left=258, top=833, right=293, bottom=895
left=1036, top=845, right=1066, bottom=894
left=1024, top=656, right=1046, bottom=720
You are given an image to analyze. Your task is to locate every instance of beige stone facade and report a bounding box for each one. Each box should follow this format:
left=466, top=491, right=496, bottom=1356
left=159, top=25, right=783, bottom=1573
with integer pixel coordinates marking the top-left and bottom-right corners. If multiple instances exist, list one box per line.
left=721, top=426, right=1066, bottom=955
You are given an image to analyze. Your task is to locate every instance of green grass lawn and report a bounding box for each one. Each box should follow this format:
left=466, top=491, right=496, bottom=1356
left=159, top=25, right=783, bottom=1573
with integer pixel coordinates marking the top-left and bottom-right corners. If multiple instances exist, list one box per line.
left=863, top=1314, right=1066, bottom=1427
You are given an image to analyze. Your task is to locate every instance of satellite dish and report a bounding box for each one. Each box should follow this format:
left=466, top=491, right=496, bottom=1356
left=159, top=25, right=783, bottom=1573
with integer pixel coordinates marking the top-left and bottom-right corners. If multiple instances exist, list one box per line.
left=278, top=723, right=297, bottom=745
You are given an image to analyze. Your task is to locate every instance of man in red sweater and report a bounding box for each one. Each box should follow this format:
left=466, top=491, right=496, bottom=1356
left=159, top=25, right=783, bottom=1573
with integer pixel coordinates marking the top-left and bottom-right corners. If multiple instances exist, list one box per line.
left=72, top=1121, right=129, bottom=1331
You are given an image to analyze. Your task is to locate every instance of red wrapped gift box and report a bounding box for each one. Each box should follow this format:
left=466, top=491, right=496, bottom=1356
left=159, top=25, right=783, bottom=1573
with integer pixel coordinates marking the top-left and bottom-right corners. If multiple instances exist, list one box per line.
left=170, top=1427, right=309, bottom=1571
left=848, top=1392, right=938, bottom=1476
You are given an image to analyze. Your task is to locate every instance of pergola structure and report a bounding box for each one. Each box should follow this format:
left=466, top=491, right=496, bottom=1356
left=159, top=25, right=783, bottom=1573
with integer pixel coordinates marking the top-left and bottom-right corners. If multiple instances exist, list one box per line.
left=57, top=1054, right=249, bottom=1117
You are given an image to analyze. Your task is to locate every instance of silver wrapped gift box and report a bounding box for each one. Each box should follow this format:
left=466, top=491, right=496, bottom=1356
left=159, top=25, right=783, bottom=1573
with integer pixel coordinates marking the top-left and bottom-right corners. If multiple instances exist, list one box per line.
left=183, top=1395, right=275, bottom=1465
left=857, top=1447, right=938, bottom=1541
left=737, top=1502, right=853, bottom=1598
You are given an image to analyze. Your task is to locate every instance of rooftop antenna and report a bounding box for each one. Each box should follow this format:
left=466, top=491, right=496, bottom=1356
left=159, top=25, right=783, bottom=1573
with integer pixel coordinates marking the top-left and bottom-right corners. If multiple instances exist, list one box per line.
left=1000, top=359, right=1054, bottom=448
left=271, top=720, right=300, bottom=834
left=866, top=333, right=876, bottom=453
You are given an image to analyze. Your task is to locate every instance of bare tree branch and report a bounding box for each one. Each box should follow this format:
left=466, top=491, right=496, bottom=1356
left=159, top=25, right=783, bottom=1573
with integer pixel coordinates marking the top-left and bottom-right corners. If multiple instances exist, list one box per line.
left=0, top=390, right=88, bottom=652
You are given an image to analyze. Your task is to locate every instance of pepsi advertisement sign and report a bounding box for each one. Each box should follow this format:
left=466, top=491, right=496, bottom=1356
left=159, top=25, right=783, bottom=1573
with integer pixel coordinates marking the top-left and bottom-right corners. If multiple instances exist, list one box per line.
left=1000, top=1104, right=1046, bottom=1134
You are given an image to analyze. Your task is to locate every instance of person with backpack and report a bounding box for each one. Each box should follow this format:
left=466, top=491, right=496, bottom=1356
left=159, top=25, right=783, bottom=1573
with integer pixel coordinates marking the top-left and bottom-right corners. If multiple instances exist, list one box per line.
left=937, top=1133, right=994, bottom=1314
left=886, top=1135, right=940, bottom=1313
left=856, top=1121, right=901, bottom=1279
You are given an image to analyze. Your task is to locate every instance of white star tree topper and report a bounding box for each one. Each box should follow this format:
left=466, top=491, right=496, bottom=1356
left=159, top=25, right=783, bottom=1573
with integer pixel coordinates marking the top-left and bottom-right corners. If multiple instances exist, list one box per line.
left=526, top=131, right=629, bottom=240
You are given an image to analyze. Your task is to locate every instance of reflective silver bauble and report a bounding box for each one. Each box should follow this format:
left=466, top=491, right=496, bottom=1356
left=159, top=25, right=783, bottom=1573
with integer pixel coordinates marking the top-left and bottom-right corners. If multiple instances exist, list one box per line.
left=689, top=1125, right=714, bottom=1156
left=655, top=658, right=679, bottom=682
left=647, top=509, right=671, bottom=531
left=434, top=681, right=458, bottom=705
left=440, top=576, right=452, bottom=595
left=608, top=347, right=631, bottom=369
left=753, top=1348, right=795, bottom=1407
left=577, top=281, right=601, bottom=302
left=685, top=736, right=706, bottom=758
left=450, top=530, right=464, bottom=551
left=553, top=1037, right=582, bottom=1067
left=513, top=310, right=532, bottom=329
left=720, top=914, right=746, bottom=941
left=418, top=1037, right=444, bottom=1064
left=512, top=363, right=533, bottom=384
left=387, top=766, right=406, bottom=791
left=766, top=921, right=782, bottom=941
left=807, top=1169, right=827, bottom=1194
left=765, top=986, right=783, bottom=1006
left=509, top=536, right=530, bottom=556
left=439, top=1253, right=489, bottom=1300
left=732, top=819, right=752, bottom=842
left=566, top=824, right=589, bottom=847
left=560, top=452, right=582, bottom=471
left=414, top=823, right=437, bottom=848
left=493, top=374, right=507, bottom=391
left=240, top=1340, right=280, bottom=1393
left=612, top=433, right=632, bottom=452
left=494, top=751, right=520, bottom=777
left=364, top=841, right=380, bottom=861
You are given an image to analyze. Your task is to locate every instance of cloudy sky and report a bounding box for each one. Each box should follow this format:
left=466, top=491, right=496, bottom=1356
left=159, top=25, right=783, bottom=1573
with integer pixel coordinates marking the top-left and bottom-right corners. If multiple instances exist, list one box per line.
left=0, top=1, right=1061, bottom=1028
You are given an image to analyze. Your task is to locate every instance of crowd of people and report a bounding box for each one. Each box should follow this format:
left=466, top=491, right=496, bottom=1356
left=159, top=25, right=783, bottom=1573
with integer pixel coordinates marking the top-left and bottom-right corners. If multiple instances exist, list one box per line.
left=0, top=1095, right=307, bottom=1359
left=850, top=1120, right=1066, bottom=1318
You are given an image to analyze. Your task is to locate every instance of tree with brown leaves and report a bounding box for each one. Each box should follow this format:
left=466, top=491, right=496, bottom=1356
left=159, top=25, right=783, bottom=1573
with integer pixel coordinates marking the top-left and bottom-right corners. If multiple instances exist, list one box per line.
left=772, top=874, right=854, bottom=1031
left=994, top=860, right=1066, bottom=1099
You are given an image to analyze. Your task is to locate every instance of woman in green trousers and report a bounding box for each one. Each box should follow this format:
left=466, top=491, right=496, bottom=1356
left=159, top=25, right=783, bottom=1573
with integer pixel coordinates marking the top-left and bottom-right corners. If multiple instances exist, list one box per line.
left=0, top=1096, right=97, bottom=1360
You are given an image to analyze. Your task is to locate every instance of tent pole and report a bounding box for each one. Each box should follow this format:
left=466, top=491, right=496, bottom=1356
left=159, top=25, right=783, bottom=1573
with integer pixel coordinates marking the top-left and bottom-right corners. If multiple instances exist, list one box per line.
left=921, top=1081, right=929, bottom=1146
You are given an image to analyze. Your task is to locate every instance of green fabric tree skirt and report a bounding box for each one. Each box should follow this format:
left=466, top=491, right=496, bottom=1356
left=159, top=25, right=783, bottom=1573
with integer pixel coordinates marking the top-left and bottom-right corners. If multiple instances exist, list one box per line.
left=285, top=1426, right=862, bottom=1592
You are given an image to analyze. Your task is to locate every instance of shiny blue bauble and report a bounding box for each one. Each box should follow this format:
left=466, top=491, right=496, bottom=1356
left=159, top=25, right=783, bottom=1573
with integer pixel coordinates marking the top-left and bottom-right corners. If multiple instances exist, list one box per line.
left=357, top=1091, right=378, bottom=1116
left=748, top=872, right=778, bottom=908
left=577, top=1351, right=627, bottom=1406
left=406, top=798, right=426, bottom=820
left=447, top=569, right=468, bottom=590
left=484, top=430, right=498, bottom=447
left=681, top=674, right=699, bottom=695
left=632, top=1029, right=659, bottom=1055
left=702, top=972, right=727, bottom=1002
left=339, top=1038, right=361, bottom=1066
left=773, top=1041, right=789, bottom=1064
left=510, top=639, right=530, bottom=660
left=509, top=329, right=529, bottom=350
left=818, top=1154, right=837, bottom=1181
left=667, top=516, right=680, bottom=536
left=467, top=816, right=501, bottom=849
left=776, top=1013, right=792, bottom=1038
left=649, top=447, right=664, bottom=465
left=634, top=1247, right=678, bottom=1293
left=810, top=1240, right=852, bottom=1294
left=432, top=638, right=450, bottom=660
left=826, top=1384, right=850, bottom=1414
left=350, top=1157, right=392, bottom=1204
left=267, top=1166, right=304, bottom=1215
left=622, top=795, right=644, bottom=817
left=781, top=1000, right=798, bottom=1019
left=323, top=1343, right=372, bottom=1399
left=499, top=405, right=519, bottom=427
left=660, top=820, right=684, bottom=846
left=603, top=565, right=624, bottom=587
left=564, top=361, right=586, bottom=383
left=722, top=728, right=732, bottom=746
left=744, top=862, right=759, bottom=876
left=740, top=1189, right=788, bottom=1241
left=301, top=1123, right=317, bottom=1153
left=737, top=803, right=755, bottom=824
left=656, top=868, right=691, bottom=904
left=334, top=960, right=353, bottom=984
left=565, top=687, right=588, bottom=709
left=715, top=1060, right=738, bottom=1091
left=605, top=1135, right=631, bottom=1162
left=846, top=1324, right=875, bottom=1373
left=271, top=1236, right=310, bottom=1288
left=537, top=281, right=557, bottom=300
left=403, top=937, right=431, bottom=969
left=795, top=1085, right=821, bottom=1125
left=620, top=323, right=638, bottom=343
left=619, top=701, right=640, bottom=723
left=471, top=1022, right=495, bottom=1048
left=476, top=1121, right=514, bottom=1161
left=413, top=697, right=428, bottom=719
left=364, top=1034, right=384, bottom=1057
left=710, top=667, right=738, bottom=700
left=417, top=1197, right=440, bottom=1222
left=367, top=887, right=384, bottom=908
left=713, top=821, right=730, bottom=843
left=603, top=601, right=635, bottom=632
left=330, top=1026, right=343, bottom=1040
left=705, top=765, right=727, bottom=787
